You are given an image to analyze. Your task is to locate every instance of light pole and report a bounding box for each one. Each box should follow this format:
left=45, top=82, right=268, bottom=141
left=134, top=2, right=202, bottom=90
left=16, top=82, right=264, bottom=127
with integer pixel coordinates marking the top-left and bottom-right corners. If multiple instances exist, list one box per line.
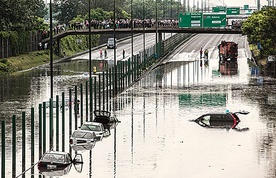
left=113, top=0, right=117, bottom=95
left=155, top=0, right=158, bottom=52
left=49, top=0, right=53, bottom=99
left=143, top=0, right=145, bottom=64
left=89, top=0, right=91, bottom=78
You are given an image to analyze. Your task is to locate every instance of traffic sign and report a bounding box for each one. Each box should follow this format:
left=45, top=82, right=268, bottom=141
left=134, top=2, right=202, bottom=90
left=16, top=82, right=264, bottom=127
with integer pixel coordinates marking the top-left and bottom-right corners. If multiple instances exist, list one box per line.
left=226, top=7, right=240, bottom=15
left=244, top=5, right=249, bottom=10
left=212, top=6, right=226, bottom=12
left=203, top=13, right=226, bottom=28
left=179, top=12, right=202, bottom=28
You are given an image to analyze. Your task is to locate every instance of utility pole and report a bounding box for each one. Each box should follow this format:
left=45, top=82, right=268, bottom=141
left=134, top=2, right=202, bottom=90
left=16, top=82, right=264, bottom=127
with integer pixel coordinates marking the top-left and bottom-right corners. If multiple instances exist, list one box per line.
left=257, top=0, right=260, bottom=10
left=50, top=0, right=53, bottom=99
left=113, top=0, right=117, bottom=95
left=89, top=0, right=91, bottom=78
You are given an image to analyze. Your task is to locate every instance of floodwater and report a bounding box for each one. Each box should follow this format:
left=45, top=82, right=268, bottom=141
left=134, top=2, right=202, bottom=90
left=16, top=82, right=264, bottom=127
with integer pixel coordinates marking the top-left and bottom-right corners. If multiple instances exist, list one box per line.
left=1, top=34, right=276, bottom=178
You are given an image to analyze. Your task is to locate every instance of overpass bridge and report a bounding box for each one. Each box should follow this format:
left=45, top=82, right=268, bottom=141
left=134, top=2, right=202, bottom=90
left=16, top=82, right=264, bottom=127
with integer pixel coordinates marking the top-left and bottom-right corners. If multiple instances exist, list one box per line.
left=41, top=27, right=242, bottom=57
left=41, top=27, right=242, bottom=44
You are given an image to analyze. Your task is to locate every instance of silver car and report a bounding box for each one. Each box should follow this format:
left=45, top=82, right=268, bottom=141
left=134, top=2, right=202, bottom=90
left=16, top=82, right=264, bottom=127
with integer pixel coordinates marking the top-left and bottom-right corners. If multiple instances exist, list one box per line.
left=69, top=130, right=96, bottom=150
left=79, top=122, right=107, bottom=141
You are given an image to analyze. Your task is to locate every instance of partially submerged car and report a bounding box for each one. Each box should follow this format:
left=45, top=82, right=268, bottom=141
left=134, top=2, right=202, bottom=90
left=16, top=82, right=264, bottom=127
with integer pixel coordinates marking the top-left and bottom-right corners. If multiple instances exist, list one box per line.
left=70, top=130, right=96, bottom=151
left=93, top=110, right=120, bottom=124
left=93, top=110, right=121, bottom=137
left=38, top=151, right=83, bottom=176
left=79, top=121, right=107, bottom=141
left=193, top=110, right=249, bottom=131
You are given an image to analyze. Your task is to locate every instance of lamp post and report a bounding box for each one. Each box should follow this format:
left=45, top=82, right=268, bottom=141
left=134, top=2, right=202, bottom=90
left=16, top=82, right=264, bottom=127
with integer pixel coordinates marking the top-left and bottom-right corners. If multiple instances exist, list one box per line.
left=50, top=0, right=53, bottom=99
left=143, top=0, right=145, bottom=63
left=89, top=0, right=91, bottom=78
left=113, top=0, right=117, bottom=95
left=131, top=0, right=134, bottom=63
left=155, top=0, right=158, bottom=51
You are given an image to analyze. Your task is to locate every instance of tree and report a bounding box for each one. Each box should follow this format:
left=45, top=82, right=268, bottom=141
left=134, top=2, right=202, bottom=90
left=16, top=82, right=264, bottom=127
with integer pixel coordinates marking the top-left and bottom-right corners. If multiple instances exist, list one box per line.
left=53, top=0, right=88, bottom=24
left=0, top=0, right=47, bottom=31
left=242, top=6, right=276, bottom=56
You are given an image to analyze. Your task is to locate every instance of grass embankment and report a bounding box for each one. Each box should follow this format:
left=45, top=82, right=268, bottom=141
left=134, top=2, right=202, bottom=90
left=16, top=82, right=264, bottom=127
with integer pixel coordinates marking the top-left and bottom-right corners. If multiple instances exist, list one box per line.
left=0, top=50, right=59, bottom=74
left=0, top=34, right=99, bottom=75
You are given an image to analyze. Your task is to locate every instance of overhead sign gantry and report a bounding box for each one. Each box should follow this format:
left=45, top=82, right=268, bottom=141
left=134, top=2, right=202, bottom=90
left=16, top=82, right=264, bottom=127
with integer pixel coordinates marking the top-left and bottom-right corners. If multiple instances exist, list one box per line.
left=179, top=6, right=249, bottom=28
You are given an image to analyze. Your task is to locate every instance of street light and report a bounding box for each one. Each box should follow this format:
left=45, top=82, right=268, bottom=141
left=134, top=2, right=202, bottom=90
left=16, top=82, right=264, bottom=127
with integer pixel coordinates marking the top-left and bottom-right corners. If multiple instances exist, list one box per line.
left=113, top=0, right=117, bottom=95
left=88, top=0, right=91, bottom=78
left=155, top=0, right=158, bottom=51
left=49, top=0, right=53, bottom=99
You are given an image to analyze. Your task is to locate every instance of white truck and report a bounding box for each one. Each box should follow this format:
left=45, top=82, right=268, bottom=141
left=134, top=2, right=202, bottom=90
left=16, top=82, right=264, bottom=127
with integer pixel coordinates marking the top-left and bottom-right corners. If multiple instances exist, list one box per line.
left=107, top=38, right=117, bottom=49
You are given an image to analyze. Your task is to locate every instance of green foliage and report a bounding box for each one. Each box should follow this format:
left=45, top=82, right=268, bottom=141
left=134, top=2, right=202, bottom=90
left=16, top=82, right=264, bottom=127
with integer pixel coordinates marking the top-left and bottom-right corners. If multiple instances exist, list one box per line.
left=88, top=8, right=114, bottom=21
left=60, top=34, right=100, bottom=55
left=0, top=0, right=47, bottom=31
left=242, top=6, right=276, bottom=56
left=124, top=0, right=181, bottom=19
left=53, top=0, right=89, bottom=24
left=0, top=31, right=19, bottom=43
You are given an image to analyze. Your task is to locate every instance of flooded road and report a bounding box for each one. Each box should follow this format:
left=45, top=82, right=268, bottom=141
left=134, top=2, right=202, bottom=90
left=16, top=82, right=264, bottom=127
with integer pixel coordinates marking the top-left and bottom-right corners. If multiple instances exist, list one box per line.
left=1, top=34, right=276, bottom=178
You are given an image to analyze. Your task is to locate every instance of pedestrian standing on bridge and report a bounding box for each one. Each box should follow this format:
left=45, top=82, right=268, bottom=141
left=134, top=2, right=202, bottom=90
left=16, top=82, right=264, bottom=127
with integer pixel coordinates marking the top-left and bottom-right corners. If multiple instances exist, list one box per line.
left=123, top=49, right=125, bottom=59
left=200, top=48, right=203, bottom=59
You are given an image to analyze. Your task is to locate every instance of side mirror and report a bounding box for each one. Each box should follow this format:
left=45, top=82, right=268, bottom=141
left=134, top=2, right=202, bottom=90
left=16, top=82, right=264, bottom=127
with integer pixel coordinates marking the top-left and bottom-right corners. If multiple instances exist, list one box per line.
left=73, top=154, right=83, bottom=164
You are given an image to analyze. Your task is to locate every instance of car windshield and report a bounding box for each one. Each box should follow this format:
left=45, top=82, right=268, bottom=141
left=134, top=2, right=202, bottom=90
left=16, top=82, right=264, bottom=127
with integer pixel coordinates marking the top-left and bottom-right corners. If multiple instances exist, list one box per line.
left=108, top=38, right=114, bottom=43
left=72, top=131, right=93, bottom=139
left=81, top=124, right=102, bottom=131
left=42, top=153, right=65, bottom=163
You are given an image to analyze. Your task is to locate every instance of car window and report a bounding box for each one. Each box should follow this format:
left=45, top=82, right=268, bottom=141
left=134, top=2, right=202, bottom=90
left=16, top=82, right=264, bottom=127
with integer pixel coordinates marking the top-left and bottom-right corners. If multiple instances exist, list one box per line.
left=72, top=131, right=93, bottom=139
left=42, top=154, right=53, bottom=161
left=42, top=153, right=65, bottom=163
left=54, top=154, right=65, bottom=163
left=211, top=114, right=232, bottom=122
left=81, top=124, right=102, bottom=131
left=65, top=154, right=71, bottom=162
left=201, top=115, right=210, bottom=126
left=108, top=38, right=114, bottom=42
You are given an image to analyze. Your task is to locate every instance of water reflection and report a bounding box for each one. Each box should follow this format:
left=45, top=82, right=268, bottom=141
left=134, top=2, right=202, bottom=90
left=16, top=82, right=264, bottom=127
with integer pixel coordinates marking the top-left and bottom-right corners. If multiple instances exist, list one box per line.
left=2, top=54, right=276, bottom=177
left=218, top=60, right=238, bottom=75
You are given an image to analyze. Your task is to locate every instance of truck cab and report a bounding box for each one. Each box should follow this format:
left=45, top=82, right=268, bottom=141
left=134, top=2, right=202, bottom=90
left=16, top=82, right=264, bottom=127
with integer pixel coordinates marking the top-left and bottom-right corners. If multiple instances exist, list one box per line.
left=107, top=38, right=117, bottom=49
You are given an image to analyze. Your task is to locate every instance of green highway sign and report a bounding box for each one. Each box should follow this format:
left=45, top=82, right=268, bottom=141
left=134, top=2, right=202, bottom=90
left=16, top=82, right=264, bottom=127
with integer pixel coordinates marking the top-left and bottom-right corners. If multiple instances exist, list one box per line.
left=203, top=13, right=226, bottom=28
left=244, top=5, right=249, bottom=10
left=179, top=12, right=202, bottom=28
left=246, top=9, right=253, bottom=15
left=212, top=6, right=226, bottom=12
left=226, top=7, right=240, bottom=15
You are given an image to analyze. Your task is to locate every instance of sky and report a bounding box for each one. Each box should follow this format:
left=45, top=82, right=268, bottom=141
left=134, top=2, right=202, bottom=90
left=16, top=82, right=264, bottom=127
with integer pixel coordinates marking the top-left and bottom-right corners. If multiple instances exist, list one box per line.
left=212, top=0, right=268, bottom=7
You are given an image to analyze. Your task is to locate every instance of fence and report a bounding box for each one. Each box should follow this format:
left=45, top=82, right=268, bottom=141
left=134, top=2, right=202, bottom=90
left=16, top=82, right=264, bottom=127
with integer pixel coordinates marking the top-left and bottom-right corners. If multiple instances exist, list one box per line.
left=0, top=33, right=193, bottom=177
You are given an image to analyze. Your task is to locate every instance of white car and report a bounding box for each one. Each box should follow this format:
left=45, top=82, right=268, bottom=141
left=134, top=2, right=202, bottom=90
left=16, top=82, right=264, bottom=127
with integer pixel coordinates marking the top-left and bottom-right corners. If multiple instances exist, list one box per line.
left=79, top=122, right=107, bottom=141
left=69, top=130, right=96, bottom=146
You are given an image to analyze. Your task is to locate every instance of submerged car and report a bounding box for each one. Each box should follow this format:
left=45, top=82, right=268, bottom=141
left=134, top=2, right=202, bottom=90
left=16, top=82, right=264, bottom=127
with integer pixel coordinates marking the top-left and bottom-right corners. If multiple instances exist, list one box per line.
left=79, top=121, right=107, bottom=141
left=70, top=130, right=96, bottom=151
left=38, top=151, right=83, bottom=175
left=93, top=110, right=120, bottom=124
left=193, top=110, right=249, bottom=130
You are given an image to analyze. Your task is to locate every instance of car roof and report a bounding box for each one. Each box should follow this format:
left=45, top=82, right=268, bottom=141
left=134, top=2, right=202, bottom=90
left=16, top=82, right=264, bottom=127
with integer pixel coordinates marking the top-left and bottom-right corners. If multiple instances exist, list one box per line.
left=205, top=113, right=231, bottom=115
left=46, top=151, right=69, bottom=155
left=83, top=121, right=102, bottom=126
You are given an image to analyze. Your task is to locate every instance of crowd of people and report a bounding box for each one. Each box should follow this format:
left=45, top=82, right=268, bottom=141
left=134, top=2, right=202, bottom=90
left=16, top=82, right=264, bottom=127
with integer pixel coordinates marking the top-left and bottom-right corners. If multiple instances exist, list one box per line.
left=40, top=18, right=179, bottom=39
